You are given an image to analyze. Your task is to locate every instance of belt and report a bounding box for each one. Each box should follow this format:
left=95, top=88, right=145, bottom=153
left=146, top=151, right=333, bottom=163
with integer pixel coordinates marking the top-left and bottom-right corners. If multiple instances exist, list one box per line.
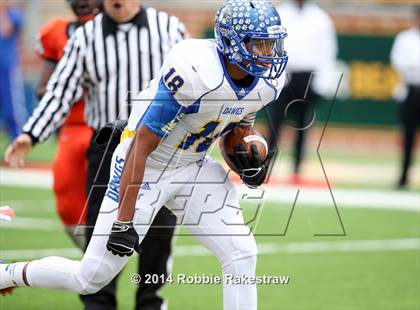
left=120, top=128, right=136, bottom=142
left=408, top=85, right=420, bottom=91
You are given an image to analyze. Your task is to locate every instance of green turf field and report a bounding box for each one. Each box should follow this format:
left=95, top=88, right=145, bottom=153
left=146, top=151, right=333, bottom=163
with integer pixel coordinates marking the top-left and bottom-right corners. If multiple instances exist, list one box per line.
left=1, top=185, right=419, bottom=310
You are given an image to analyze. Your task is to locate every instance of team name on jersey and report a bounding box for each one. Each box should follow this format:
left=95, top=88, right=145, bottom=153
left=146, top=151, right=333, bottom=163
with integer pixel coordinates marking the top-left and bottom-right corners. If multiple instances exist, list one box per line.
left=162, top=112, right=185, bottom=135
left=105, top=156, right=125, bottom=203
left=222, top=107, right=244, bottom=115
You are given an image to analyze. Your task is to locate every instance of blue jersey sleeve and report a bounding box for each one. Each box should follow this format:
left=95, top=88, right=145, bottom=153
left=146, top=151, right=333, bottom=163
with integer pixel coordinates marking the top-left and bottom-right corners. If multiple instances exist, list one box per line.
left=136, top=80, right=198, bottom=137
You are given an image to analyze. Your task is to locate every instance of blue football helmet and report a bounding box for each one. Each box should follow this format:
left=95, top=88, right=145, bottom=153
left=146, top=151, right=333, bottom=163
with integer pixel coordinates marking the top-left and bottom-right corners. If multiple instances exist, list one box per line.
left=215, top=0, right=288, bottom=79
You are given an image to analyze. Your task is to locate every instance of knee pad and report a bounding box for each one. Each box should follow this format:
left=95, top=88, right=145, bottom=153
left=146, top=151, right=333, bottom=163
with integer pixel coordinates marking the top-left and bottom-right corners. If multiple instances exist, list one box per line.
left=76, top=255, right=116, bottom=295
left=78, top=282, right=102, bottom=295
left=221, top=233, right=258, bottom=266
left=222, top=254, right=257, bottom=278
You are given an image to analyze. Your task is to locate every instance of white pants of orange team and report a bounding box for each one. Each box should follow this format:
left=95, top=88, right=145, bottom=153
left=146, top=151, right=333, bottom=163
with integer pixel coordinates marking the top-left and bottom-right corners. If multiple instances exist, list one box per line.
left=24, top=142, right=258, bottom=310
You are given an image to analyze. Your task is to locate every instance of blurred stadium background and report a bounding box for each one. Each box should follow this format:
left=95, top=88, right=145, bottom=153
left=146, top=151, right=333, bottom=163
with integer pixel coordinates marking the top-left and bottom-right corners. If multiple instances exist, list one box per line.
left=1, top=0, right=419, bottom=309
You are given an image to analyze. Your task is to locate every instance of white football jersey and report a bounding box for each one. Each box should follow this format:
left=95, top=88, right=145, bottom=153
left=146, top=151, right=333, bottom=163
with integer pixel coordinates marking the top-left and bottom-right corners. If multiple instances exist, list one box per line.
left=125, top=39, right=285, bottom=169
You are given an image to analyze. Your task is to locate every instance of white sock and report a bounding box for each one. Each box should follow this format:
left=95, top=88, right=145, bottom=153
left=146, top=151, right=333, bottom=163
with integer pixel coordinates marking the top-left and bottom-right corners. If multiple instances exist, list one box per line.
left=2, top=262, right=29, bottom=286
left=222, top=255, right=257, bottom=310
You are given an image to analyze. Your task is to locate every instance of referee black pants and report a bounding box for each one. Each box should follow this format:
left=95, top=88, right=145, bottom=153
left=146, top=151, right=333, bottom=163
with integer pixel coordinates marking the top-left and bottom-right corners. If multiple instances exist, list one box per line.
left=398, top=85, right=420, bottom=187
left=267, top=72, right=319, bottom=174
left=80, top=136, right=177, bottom=310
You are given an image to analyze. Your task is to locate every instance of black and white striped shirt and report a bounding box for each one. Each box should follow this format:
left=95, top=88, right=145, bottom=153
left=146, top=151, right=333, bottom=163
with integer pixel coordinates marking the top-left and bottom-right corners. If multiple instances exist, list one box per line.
left=23, top=7, right=186, bottom=143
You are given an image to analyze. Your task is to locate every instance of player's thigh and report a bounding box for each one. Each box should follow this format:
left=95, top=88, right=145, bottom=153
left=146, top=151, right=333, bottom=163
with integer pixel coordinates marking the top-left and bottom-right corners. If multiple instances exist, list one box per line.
left=52, top=126, right=92, bottom=224
left=53, top=126, right=92, bottom=187
left=131, top=167, right=178, bottom=239
left=103, top=139, right=174, bottom=239
left=80, top=145, right=132, bottom=282
left=179, top=158, right=258, bottom=265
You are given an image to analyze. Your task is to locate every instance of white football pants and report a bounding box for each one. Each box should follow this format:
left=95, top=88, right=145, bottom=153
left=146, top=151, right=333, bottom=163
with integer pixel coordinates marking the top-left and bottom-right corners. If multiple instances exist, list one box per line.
left=24, top=143, right=258, bottom=310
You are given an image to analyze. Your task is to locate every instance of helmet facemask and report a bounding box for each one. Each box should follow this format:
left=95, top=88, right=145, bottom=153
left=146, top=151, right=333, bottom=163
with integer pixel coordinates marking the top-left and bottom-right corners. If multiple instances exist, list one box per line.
left=235, top=27, right=288, bottom=79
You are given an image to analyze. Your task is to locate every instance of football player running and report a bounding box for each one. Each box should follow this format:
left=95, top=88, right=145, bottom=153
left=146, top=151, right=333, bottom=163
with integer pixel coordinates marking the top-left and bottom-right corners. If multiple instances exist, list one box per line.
left=1, top=1, right=288, bottom=309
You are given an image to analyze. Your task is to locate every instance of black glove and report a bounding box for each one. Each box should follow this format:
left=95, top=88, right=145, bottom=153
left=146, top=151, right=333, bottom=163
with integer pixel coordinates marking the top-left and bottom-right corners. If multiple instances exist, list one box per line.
left=94, top=119, right=128, bottom=152
left=106, top=220, right=139, bottom=257
left=229, top=144, right=275, bottom=188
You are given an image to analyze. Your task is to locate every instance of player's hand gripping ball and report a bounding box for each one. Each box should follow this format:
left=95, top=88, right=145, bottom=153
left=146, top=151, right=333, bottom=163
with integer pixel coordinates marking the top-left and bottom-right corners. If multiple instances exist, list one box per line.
left=220, top=127, right=274, bottom=188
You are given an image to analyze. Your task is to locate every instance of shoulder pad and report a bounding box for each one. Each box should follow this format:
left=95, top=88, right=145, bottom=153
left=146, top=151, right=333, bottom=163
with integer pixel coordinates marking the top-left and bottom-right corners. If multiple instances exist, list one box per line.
left=160, top=39, right=224, bottom=107
left=36, top=18, right=70, bottom=61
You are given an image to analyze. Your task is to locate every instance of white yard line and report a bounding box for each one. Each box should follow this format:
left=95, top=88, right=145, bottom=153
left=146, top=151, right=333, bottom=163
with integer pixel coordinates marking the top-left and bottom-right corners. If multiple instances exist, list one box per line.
left=0, top=217, right=61, bottom=230
left=1, top=238, right=419, bottom=260
left=1, top=167, right=419, bottom=210
left=262, top=187, right=420, bottom=211
left=1, top=168, right=53, bottom=189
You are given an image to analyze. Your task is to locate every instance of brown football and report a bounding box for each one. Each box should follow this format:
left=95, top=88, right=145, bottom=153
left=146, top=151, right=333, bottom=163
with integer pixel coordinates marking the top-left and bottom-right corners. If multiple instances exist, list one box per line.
left=220, top=127, right=268, bottom=174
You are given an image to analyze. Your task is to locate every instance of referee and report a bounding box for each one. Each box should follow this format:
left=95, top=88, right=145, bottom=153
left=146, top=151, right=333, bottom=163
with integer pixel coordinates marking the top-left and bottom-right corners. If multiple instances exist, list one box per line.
left=5, top=0, right=187, bottom=309
left=268, top=0, right=337, bottom=180
left=390, top=6, right=420, bottom=189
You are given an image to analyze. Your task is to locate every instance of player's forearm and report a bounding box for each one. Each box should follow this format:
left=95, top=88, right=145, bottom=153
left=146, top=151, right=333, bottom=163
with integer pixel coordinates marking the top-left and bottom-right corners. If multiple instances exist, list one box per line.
left=117, top=149, right=147, bottom=222
left=117, top=126, right=161, bottom=222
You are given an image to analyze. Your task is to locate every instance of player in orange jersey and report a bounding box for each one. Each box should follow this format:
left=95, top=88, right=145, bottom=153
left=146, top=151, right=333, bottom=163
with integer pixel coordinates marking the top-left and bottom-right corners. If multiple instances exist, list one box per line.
left=35, top=0, right=101, bottom=248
